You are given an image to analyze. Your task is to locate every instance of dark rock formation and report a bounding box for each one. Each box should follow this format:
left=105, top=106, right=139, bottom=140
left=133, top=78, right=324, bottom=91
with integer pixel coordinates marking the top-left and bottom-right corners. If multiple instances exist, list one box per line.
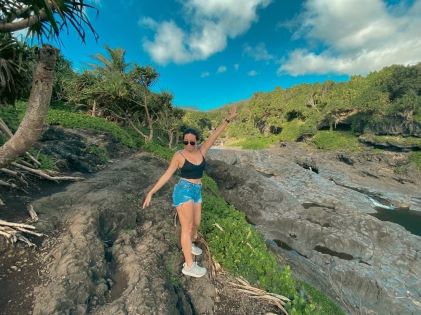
left=362, top=117, right=421, bottom=137
left=358, top=135, right=421, bottom=152
left=206, top=147, right=421, bottom=315
left=38, top=126, right=128, bottom=173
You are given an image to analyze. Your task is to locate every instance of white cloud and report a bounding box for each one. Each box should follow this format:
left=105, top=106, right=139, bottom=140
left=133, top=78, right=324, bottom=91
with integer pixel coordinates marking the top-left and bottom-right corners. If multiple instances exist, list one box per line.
left=143, top=21, right=193, bottom=64
left=141, top=0, right=271, bottom=64
left=248, top=70, right=258, bottom=76
left=244, top=42, right=274, bottom=61
left=200, top=71, right=210, bottom=78
left=279, top=0, right=421, bottom=76
left=234, top=63, right=240, bottom=70
left=217, top=65, right=227, bottom=73
left=138, top=17, right=158, bottom=29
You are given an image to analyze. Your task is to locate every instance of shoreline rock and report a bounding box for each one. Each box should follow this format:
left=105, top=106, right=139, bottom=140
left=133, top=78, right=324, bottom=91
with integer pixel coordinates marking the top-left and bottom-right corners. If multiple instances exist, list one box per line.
left=206, top=147, right=421, bottom=315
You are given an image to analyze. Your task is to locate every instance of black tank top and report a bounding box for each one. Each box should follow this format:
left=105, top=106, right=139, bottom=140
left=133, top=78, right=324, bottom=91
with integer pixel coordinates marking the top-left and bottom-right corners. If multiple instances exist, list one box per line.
left=179, top=151, right=206, bottom=179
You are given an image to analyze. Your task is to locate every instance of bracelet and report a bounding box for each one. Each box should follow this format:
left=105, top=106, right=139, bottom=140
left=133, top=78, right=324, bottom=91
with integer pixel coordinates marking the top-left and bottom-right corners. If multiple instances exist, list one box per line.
left=224, top=118, right=231, bottom=123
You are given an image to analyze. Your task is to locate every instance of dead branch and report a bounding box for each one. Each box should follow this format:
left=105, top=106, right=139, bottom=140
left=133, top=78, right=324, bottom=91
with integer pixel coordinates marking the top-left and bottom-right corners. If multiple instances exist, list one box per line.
left=16, top=234, right=36, bottom=246
left=0, top=219, right=36, bottom=229
left=213, top=223, right=224, bottom=231
left=0, top=117, right=13, bottom=137
left=16, top=227, right=43, bottom=237
left=0, top=167, right=18, bottom=176
left=0, top=179, right=17, bottom=188
left=18, top=160, right=35, bottom=168
left=196, top=233, right=224, bottom=281
left=25, top=152, right=42, bottom=167
left=229, top=277, right=290, bottom=315
left=0, top=167, right=28, bottom=186
left=28, top=205, right=39, bottom=222
left=11, top=162, right=84, bottom=181
left=0, top=219, right=43, bottom=246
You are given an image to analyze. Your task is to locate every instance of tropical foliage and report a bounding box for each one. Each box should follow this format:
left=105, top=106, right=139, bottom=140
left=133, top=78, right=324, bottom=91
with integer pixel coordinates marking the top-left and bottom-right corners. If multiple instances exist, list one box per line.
left=186, top=63, right=421, bottom=152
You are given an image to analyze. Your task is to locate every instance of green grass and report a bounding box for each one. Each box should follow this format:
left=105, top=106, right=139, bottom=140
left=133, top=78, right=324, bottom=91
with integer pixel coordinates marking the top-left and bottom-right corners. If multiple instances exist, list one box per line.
left=0, top=105, right=19, bottom=132
left=299, top=282, right=345, bottom=315
left=142, top=141, right=175, bottom=160
left=312, top=131, right=361, bottom=151
left=279, top=119, right=305, bottom=141
left=409, top=152, right=421, bottom=170
left=47, top=109, right=138, bottom=148
left=200, top=187, right=296, bottom=296
left=86, top=144, right=109, bottom=164
left=15, top=101, right=140, bottom=148
left=36, top=152, right=57, bottom=170
left=414, top=112, right=421, bottom=123
left=233, top=135, right=279, bottom=149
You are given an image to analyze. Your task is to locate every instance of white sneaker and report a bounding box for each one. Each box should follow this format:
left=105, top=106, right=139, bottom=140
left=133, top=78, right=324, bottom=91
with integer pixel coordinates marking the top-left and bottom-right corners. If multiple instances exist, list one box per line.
left=192, top=243, right=203, bottom=256
left=182, top=262, right=207, bottom=278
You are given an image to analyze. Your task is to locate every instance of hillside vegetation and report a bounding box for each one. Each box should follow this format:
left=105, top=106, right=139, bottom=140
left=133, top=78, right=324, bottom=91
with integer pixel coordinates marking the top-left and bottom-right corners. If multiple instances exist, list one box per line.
left=188, top=63, right=421, bottom=153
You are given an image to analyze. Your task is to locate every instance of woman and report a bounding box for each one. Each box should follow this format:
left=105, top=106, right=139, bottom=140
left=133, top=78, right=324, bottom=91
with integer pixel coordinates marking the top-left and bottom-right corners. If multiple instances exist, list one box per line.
left=142, top=106, right=237, bottom=278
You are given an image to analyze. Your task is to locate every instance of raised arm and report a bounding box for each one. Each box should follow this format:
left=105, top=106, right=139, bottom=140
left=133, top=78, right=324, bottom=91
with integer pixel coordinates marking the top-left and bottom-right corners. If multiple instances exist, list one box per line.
left=142, top=152, right=180, bottom=208
left=200, top=105, right=237, bottom=155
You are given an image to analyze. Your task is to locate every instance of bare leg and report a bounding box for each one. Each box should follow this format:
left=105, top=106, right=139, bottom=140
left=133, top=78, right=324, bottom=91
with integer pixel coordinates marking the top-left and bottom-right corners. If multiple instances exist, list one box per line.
left=176, top=201, right=194, bottom=267
left=192, top=202, right=202, bottom=242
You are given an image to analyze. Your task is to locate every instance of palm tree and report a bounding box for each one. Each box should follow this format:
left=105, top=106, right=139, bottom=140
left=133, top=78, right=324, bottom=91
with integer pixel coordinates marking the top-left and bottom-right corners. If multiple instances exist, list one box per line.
left=0, top=0, right=98, bottom=168
left=90, top=46, right=128, bottom=74
left=0, top=33, right=36, bottom=105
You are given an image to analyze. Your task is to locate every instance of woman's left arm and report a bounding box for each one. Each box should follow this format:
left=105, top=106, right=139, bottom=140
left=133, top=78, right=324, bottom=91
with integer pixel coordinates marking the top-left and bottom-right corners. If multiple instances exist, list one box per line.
left=200, top=106, right=237, bottom=155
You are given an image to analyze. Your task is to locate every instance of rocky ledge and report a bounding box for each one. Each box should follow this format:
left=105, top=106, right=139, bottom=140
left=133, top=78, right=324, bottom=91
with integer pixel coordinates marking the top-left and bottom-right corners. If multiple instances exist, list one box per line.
left=206, top=145, right=421, bottom=315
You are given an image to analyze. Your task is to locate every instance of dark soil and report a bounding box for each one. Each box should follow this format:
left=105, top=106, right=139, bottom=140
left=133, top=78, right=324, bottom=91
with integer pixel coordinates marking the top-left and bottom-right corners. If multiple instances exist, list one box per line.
left=0, top=179, right=69, bottom=315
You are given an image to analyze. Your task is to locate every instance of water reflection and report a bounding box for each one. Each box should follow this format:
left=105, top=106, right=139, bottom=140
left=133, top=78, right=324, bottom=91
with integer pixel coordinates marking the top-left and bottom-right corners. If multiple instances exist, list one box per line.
left=371, top=208, right=421, bottom=237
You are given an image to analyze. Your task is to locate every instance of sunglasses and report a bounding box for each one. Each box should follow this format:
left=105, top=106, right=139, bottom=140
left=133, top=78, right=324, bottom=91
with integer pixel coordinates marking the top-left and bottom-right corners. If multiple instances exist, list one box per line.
left=183, top=140, right=196, bottom=145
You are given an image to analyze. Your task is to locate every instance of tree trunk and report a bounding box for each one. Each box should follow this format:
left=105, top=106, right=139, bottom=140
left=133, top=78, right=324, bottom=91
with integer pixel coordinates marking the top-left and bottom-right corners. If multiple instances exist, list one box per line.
left=142, top=92, right=154, bottom=142
left=175, top=131, right=179, bottom=146
left=148, top=123, right=153, bottom=142
left=0, top=45, right=57, bottom=168
left=92, top=100, right=96, bottom=117
left=168, top=130, right=174, bottom=149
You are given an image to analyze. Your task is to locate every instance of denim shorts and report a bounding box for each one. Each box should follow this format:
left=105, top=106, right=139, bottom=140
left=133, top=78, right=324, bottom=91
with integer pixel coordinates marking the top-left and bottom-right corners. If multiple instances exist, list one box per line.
left=172, top=178, right=202, bottom=207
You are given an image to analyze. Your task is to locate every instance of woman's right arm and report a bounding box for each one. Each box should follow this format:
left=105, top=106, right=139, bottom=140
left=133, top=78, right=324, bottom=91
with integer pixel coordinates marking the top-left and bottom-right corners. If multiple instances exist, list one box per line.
left=142, top=153, right=180, bottom=209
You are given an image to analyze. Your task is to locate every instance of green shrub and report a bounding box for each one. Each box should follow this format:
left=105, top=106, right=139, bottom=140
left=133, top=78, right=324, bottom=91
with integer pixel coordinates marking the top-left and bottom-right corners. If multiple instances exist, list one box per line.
left=312, top=131, right=361, bottom=151
left=86, top=144, right=109, bottom=164
left=409, top=152, right=421, bottom=170
left=16, top=101, right=139, bottom=148
left=142, top=141, right=175, bottom=160
left=279, top=120, right=304, bottom=141
left=298, top=282, right=345, bottom=315
left=200, top=189, right=296, bottom=298
left=47, top=109, right=138, bottom=148
left=0, top=105, right=19, bottom=132
left=234, top=135, right=279, bottom=149
left=37, top=152, right=57, bottom=170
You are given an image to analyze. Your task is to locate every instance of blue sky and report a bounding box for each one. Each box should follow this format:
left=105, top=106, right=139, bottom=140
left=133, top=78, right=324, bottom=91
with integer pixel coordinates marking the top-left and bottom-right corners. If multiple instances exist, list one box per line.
left=26, top=0, right=421, bottom=110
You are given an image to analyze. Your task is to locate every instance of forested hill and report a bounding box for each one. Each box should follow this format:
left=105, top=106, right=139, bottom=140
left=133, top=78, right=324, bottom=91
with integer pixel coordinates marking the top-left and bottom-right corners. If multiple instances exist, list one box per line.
left=186, top=63, right=421, bottom=145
